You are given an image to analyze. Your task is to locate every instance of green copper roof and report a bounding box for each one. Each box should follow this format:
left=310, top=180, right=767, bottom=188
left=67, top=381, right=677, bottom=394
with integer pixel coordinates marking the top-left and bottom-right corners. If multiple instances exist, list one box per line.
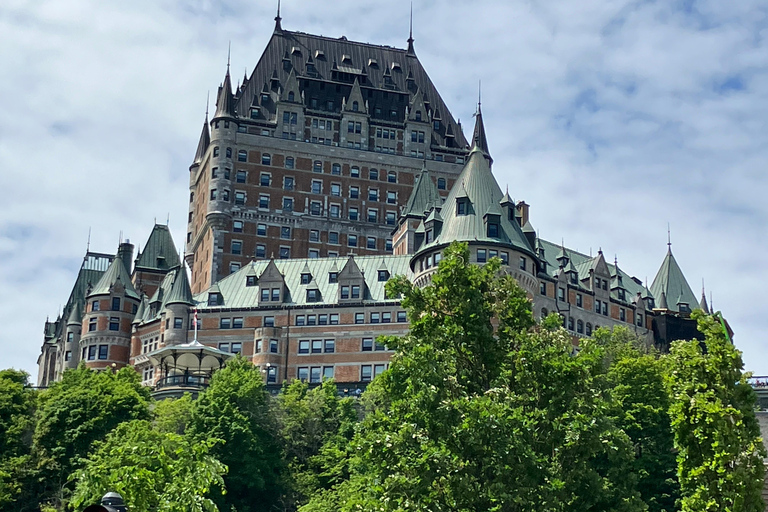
left=135, top=224, right=181, bottom=271
left=416, top=141, right=535, bottom=259
left=165, top=265, right=195, bottom=306
left=401, top=162, right=442, bottom=218
left=88, top=254, right=139, bottom=300
left=66, top=300, right=83, bottom=326
left=650, top=247, right=698, bottom=312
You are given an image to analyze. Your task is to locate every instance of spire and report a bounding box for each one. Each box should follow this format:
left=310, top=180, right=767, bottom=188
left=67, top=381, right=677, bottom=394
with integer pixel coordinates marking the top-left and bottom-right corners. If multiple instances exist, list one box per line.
left=650, top=244, right=698, bottom=313
left=700, top=280, right=710, bottom=314
left=470, top=93, right=491, bottom=162
left=406, top=2, right=415, bottom=55
left=214, top=62, right=235, bottom=119
left=192, top=98, right=211, bottom=166
left=274, top=0, right=283, bottom=32
left=401, top=160, right=442, bottom=218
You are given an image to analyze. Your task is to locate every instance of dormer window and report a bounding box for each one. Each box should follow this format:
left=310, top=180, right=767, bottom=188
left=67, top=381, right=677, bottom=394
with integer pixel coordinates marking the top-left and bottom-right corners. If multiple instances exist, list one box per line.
left=426, top=229, right=433, bottom=243
left=679, top=303, right=690, bottom=313
left=246, top=276, right=257, bottom=287
left=487, top=222, right=499, bottom=238
left=647, top=298, right=655, bottom=309
left=342, top=54, right=352, bottom=63
left=301, top=273, right=312, bottom=285
left=208, top=293, right=221, bottom=306
left=307, top=289, right=320, bottom=302
left=415, top=110, right=422, bottom=121
left=569, top=273, right=577, bottom=284
left=378, top=270, right=389, bottom=282
left=352, top=101, right=359, bottom=112
left=368, top=58, right=378, bottom=68
left=328, top=272, right=338, bottom=283
left=457, top=199, right=468, bottom=215
left=288, top=91, right=295, bottom=102
left=291, top=46, right=302, bottom=56
left=618, top=289, right=626, bottom=301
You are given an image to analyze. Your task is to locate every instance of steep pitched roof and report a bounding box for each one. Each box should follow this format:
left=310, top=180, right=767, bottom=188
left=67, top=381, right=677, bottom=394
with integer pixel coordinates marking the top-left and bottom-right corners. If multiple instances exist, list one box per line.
left=214, top=69, right=235, bottom=119
left=192, top=116, right=210, bottom=166
left=88, top=254, right=139, bottom=300
left=134, top=224, right=181, bottom=272
left=416, top=142, right=535, bottom=259
left=234, top=28, right=467, bottom=149
left=401, top=162, right=442, bottom=218
left=471, top=104, right=491, bottom=160
left=650, top=248, right=698, bottom=312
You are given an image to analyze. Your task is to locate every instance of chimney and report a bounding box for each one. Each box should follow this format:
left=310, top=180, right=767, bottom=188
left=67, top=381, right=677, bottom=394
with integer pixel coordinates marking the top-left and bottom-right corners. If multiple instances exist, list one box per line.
left=516, top=201, right=530, bottom=226
left=117, top=240, right=134, bottom=274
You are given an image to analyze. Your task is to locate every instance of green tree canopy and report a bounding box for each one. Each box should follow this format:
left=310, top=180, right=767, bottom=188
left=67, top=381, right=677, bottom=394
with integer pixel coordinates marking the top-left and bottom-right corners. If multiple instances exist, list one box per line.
left=0, top=370, right=37, bottom=512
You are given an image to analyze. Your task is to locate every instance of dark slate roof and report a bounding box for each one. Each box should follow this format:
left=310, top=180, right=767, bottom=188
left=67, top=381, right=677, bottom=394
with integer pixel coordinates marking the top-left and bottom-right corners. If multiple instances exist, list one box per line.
left=192, top=115, right=210, bottom=165
left=134, top=224, right=181, bottom=272
left=650, top=248, right=698, bottom=312
left=88, top=254, right=140, bottom=300
left=234, top=28, right=468, bottom=149
left=415, top=144, right=535, bottom=259
left=165, top=264, right=195, bottom=306
left=214, top=70, right=236, bottom=119
left=61, top=252, right=114, bottom=318
left=471, top=105, right=491, bottom=160
left=401, top=162, right=442, bottom=218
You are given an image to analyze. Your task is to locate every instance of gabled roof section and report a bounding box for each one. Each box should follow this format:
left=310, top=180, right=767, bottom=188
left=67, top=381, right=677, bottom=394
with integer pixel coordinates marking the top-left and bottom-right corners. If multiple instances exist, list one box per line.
left=260, top=259, right=284, bottom=282
left=339, top=255, right=364, bottom=279
left=280, top=68, right=301, bottom=102
left=343, top=78, right=367, bottom=113
left=401, top=162, right=442, bottom=218
left=650, top=247, right=698, bottom=313
left=416, top=146, right=535, bottom=259
left=88, top=254, right=139, bottom=300
left=233, top=29, right=468, bottom=148
left=165, top=265, right=195, bottom=306
left=135, top=225, right=181, bottom=272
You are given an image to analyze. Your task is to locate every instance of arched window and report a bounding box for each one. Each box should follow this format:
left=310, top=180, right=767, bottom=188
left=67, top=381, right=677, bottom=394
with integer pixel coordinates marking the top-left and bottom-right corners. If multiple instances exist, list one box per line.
left=415, top=110, right=422, bottom=121
left=586, top=323, right=593, bottom=336
left=313, top=160, right=323, bottom=173
left=261, top=154, right=271, bottom=165
left=352, top=101, right=359, bottom=111
left=577, top=319, right=584, bottom=334
left=288, top=91, right=295, bottom=102
left=437, top=177, right=446, bottom=190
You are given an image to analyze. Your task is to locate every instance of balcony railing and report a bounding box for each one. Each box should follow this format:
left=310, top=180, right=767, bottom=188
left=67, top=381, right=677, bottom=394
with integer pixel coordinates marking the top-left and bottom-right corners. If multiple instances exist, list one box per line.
left=155, top=374, right=210, bottom=390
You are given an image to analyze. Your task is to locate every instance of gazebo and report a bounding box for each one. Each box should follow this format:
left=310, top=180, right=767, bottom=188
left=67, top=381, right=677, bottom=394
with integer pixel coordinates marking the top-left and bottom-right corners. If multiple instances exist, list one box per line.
left=148, top=340, right=234, bottom=399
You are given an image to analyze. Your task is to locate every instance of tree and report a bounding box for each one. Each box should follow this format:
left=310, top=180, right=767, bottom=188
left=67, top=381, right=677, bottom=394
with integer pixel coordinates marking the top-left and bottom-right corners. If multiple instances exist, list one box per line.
left=0, top=369, right=37, bottom=512
left=668, top=311, right=766, bottom=512
left=277, top=379, right=357, bottom=510
left=303, top=243, right=644, bottom=512
left=33, top=365, right=151, bottom=509
left=154, top=393, right=195, bottom=435
left=595, top=327, right=679, bottom=512
left=70, top=419, right=226, bottom=512
left=189, top=356, right=284, bottom=512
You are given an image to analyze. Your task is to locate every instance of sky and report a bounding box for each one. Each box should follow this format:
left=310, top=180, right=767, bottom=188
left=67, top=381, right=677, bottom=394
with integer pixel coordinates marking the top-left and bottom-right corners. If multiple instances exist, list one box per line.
left=1, top=0, right=766, bottom=378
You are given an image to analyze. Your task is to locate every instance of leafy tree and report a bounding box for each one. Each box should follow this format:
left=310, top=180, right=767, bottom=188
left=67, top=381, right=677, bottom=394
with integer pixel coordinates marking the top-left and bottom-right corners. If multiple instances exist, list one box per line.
left=189, top=356, right=284, bottom=512
left=595, top=327, right=679, bottom=512
left=303, top=243, right=644, bottom=512
left=668, top=311, right=766, bottom=512
left=277, top=379, right=357, bottom=510
left=71, top=419, right=226, bottom=512
left=0, top=370, right=38, bottom=512
left=154, top=393, right=195, bottom=435
left=33, top=365, right=151, bottom=509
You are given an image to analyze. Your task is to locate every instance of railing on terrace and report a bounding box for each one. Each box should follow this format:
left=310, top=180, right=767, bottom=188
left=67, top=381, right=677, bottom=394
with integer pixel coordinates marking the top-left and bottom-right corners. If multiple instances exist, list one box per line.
left=155, top=375, right=210, bottom=390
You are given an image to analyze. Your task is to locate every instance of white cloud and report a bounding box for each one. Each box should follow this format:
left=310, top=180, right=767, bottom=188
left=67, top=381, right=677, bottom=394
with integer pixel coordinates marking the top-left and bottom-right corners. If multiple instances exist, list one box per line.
left=0, top=0, right=766, bottom=376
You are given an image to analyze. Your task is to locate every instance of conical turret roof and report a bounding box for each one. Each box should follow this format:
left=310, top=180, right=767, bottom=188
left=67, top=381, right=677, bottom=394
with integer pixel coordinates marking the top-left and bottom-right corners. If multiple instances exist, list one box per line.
left=88, top=254, right=139, bottom=300
left=66, top=300, right=83, bottom=326
left=165, top=265, right=195, bottom=306
left=699, top=289, right=710, bottom=314
left=214, top=70, right=236, bottom=119
left=192, top=116, right=210, bottom=166
left=650, top=247, right=698, bottom=313
left=471, top=104, right=491, bottom=162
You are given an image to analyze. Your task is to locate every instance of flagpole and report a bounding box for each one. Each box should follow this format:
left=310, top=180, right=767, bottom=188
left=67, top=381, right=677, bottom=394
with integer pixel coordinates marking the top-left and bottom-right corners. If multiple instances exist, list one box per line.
left=193, top=308, right=198, bottom=343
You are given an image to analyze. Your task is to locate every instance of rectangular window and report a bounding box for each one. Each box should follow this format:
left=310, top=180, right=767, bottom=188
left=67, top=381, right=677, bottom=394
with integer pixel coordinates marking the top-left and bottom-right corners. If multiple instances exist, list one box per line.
left=602, top=302, right=608, bottom=316
left=351, top=166, right=360, bottom=178
left=382, top=312, right=391, bottom=323
left=281, top=226, right=291, bottom=239
left=397, top=311, right=407, bottom=322
left=299, top=340, right=310, bottom=354
left=307, top=315, right=316, bottom=326
left=231, top=342, right=242, bottom=354
left=558, top=288, right=566, bottom=302
left=267, top=366, right=277, bottom=383
left=259, top=195, right=269, bottom=209
left=477, top=249, right=487, bottom=263
left=311, top=180, right=322, bottom=194
left=235, top=191, right=246, bottom=205
left=362, top=338, right=373, bottom=351
left=235, top=170, right=246, bottom=183
left=368, top=188, right=379, bottom=201
left=330, top=204, right=340, bottom=219
left=576, top=294, right=583, bottom=308
left=370, top=312, right=380, bottom=324
left=264, top=316, right=275, bottom=327
left=348, top=235, right=357, bottom=248
left=174, top=317, right=183, bottom=329
left=111, top=297, right=121, bottom=311
left=298, top=367, right=309, bottom=381
left=238, top=150, right=247, bottom=162
left=98, top=345, right=109, bottom=360
left=355, top=312, right=364, bottom=324
left=220, top=318, right=231, bottom=329
left=620, top=308, right=626, bottom=322
left=218, top=343, right=230, bottom=353
left=233, top=317, right=243, bottom=329
left=310, top=367, right=322, bottom=383
left=349, top=207, right=359, bottom=221
left=386, top=211, right=396, bottom=226
left=324, top=339, right=335, bottom=353
left=271, top=288, right=280, bottom=301
left=260, top=173, right=271, bottom=186
left=318, top=314, right=328, bottom=325
left=88, top=345, right=97, bottom=360
left=284, top=176, right=294, bottom=190
left=367, top=236, right=376, bottom=249
left=323, top=366, right=334, bottom=380
left=540, top=282, right=547, bottom=296
left=256, top=245, right=266, bottom=258
left=279, top=247, right=290, bottom=259
left=295, top=315, right=305, bottom=326
left=519, top=257, right=526, bottom=271
left=595, top=300, right=602, bottom=313
left=270, top=339, right=279, bottom=353
left=351, top=285, right=360, bottom=299
left=307, top=289, right=320, bottom=302
left=374, top=364, right=386, bottom=377
left=233, top=220, right=243, bottom=233
left=367, top=209, right=378, bottom=223
left=329, top=313, right=339, bottom=325
left=109, top=317, right=120, bottom=331
left=282, top=197, right=293, bottom=212
left=361, top=365, right=372, bottom=382
left=350, top=186, right=359, bottom=199
left=310, top=201, right=322, bottom=216
left=331, top=183, right=341, bottom=196
left=231, top=240, right=242, bottom=255
left=311, top=339, right=322, bottom=354
left=387, top=191, right=397, bottom=204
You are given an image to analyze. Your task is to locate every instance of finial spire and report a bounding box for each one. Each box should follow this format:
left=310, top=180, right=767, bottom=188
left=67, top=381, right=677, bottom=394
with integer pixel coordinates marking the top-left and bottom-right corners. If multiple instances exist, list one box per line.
left=667, top=222, right=671, bottom=249
left=227, top=41, right=231, bottom=74
left=275, top=0, right=283, bottom=31
left=205, top=91, right=209, bottom=120
left=478, top=79, right=482, bottom=110
left=86, top=227, right=91, bottom=252
left=406, top=2, right=415, bottom=54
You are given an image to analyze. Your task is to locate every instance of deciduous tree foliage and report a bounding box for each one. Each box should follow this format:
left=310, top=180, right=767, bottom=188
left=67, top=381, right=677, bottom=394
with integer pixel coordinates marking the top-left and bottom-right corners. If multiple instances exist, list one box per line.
left=189, top=356, right=284, bottom=512
left=302, top=243, right=645, bottom=512
left=668, top=311, right=766, bottom=512
left=71, top=419, right=226, bottom=512
left=0, top=370, right=37, bottom=512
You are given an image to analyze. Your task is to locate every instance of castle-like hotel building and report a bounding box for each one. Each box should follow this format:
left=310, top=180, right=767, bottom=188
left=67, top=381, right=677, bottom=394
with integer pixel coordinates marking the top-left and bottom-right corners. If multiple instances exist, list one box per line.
left=37, top=15, right=710, bottom=391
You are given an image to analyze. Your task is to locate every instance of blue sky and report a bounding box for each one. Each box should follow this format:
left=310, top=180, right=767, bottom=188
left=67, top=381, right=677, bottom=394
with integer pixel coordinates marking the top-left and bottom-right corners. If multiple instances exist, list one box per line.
left=1, top=0, right=766, bottom=377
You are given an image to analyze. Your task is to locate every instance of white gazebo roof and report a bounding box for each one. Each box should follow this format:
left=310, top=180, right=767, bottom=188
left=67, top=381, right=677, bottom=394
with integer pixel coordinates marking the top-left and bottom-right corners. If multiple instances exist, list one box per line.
left=148, top=341, right=234, bottom=372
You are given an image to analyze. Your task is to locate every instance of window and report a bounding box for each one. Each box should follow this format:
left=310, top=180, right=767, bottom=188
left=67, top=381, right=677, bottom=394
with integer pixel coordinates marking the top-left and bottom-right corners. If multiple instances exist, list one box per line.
left=307, top=289, right=320, bottom=302
left=519, top=257, right=526, bottom=271
left=208, top=292, right=221, bottom=306
left=332, top=163, right=341, bottom=175
left=233, top=220, right=243, bottom=233
left=311, top=180, right=322, bottom=194
left=382, top=312, right=392, bottom=323
left=378, top=270, right=389, bottom=282
left=259, top=194, right=269, bottom=209
left=174, top=318, right=183, bottom=329
left=388, top=171, right=396, bottom=183
left=210, top=188, right=217, bottom=200
left=577, top=319, right=584, bottom=334
left=367, top=209, right=378, bottom=223
left=330, top=183, right=341, bottom=196
left=246, top=275, right=257, bottom=287
left=310, top=367, right=322, bottom=383
left=307, top=315, right=316, bottom=326
left=235, top=191, right=246, bottom=205
left=329, top=232, right=339, bottom=244
left=284, top=156, right=294, bottom=169
left=361, top=365, right=372, bottom=382
left=109, top=317, right=120, bottom=331
left=576, top=293, right=583, bottom=308
left=348, top=235, right=357, bottom=247
left=477, top=249, right=487, bottom=263
left=281, top=226, right=291, bottom=239
left=261, top=154, right=271, bottom=165
left=323, top=366, right=334, bottom=380
left=220, top=318, right=231, bottom=329
left=267, top=366, right=277, bottom=383
left=362, top=338, right=373, bottom=351
left=298, top=366, right=309, bottom=381
left=350, top=186, right=359, bottom=199
left=595, top=300, right=602, bottom=313
left=355, top=312, right=364, bottom=324
left=311, top=339, right=322, bottom=354
left=282, top=197, right=293, bottom=212
left=488, top=223, right=499, bottom=238
left=270, top=339, right=279, bottom=353
left=284, top=176, right=294, bottom=190
left=397, top=311, right=407, bottom=322
left=313, top=160, right=323, bottom=173
left=370, top=312, right=380, bottom=324
left=330, top=314, right=339, bottom=325
left=369, top=169, right=379, bottom=180
left=586, top=323, right=593, bottom=336
left=65, top=351, right=72, bottom=361
left=299, top=340, right=310, bottom=354
left=295, top=316, right=305, bottom=326
left=310, top=201, right=322, bottom=216
left=386, top=191, right=397, bottom=204
left=271, top=288, right=281, bottom=303
left=602, top=302, right=608, bottom=316
left=324, top=339, right=335, bottom=353
left=231, top=240, right=242, bottom=255
left=87, top=345, right=97, bottom=360
left=540, top=282, right=547, bottom=296
left=213, top=146, right=220, bottom=157
left=558, top=287, right=566, bottom=302
left=620, top=308, right=626, bottom=322
left=259, top=173, right=271, bottom=186
left=374, top=364, right=386, bottom=377
left=567, top=317, right=574, bottom=331
left=230, top=342, right=242, bottom=354
left=457, top=200, right=467, bottom=215
left=329, top=204, right=340, bottom=219
left=351, top=285, right=360, bottom=299
left=222, top=190, right=230, bottom=202
left=350, top=166, right=360, bottom=178
left=238, top=150, right=247, bottom=162
left=341, top=286, right=350, bottom=299
left=226, top=147, right=232, bottom=158
left=261, top=288, right=270, bottom=302
left=264, top=316, right=275, bottom=327
left=637, top=313, right=643, bottom=327
left=602, top=279, right=608, bottom=291
left=368, top=188, right=379, bottom=201
left=386, top=211, right=397, bottom=226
